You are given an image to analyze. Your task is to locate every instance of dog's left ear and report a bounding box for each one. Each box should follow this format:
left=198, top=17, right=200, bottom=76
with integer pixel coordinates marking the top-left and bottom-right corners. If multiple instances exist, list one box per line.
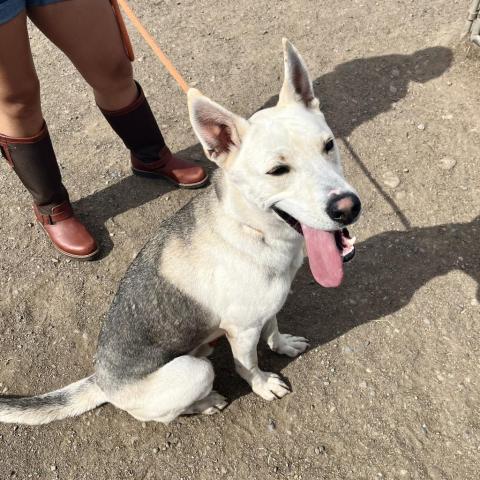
left=188, top=88, right=249, bottom=165
left=278, top=38, right=319, bottom=110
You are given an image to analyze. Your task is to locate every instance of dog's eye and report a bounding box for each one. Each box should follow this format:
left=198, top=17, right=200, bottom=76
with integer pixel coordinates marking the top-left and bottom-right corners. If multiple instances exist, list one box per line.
left=267, top=165, right=290, bottom=176
left=325, top=139, right=335, bottom=153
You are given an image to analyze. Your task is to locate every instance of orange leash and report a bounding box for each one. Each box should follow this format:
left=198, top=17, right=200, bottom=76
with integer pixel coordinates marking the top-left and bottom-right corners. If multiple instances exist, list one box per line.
left=115, top=0, right=190, bottom=94
left=110, top=0, right=135, bottom=61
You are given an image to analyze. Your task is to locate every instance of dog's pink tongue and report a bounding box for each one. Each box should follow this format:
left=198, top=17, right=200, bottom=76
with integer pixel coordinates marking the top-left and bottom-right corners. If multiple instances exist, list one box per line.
left=301, top=224, right=344, bottom=287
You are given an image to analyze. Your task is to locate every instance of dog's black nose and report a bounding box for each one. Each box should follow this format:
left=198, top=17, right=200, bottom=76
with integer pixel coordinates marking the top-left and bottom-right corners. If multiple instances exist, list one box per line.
left=326, top=193, right=361, bottom=225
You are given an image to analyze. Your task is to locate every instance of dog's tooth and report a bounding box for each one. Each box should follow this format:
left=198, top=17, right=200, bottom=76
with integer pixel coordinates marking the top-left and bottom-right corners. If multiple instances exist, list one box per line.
left=344, top=236, right=356, bottom=247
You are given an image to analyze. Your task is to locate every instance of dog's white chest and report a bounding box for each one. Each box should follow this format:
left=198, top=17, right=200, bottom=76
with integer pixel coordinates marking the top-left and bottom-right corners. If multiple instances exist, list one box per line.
left=213, top=241, right=303, bottom=327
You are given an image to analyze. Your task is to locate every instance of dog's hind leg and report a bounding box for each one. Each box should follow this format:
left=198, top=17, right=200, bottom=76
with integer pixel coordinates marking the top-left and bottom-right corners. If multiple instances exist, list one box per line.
left=262, top=316, right=309, bottom=358
left=110, top=355, right=224, bottom=423
left=183, top=391, right=228, bottom=415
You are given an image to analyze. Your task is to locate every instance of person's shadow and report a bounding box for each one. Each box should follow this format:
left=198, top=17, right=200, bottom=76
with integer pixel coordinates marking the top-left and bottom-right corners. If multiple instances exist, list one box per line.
left=75, top=46, right=468, bottom=404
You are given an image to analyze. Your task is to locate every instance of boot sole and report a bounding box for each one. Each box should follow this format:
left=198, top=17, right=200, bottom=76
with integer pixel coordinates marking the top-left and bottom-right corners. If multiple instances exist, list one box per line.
left=39, top=224, right=99, bottom=261
left=131, top=167, right=209, bottom=189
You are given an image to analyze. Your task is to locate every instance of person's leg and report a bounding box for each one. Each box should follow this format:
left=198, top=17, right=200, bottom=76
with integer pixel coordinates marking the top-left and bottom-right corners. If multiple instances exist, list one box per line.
left=27, top=0, right=136, bottom=110
left=0, top=10, right=97, bottom=259
left=28, top=0, right=208, bottom=188
left=0, top=10, right=43, bottom=137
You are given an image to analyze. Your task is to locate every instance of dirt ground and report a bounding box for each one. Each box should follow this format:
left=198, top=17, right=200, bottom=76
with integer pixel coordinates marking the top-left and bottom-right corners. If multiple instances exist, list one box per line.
left=1, top=0, right=479, bottom=479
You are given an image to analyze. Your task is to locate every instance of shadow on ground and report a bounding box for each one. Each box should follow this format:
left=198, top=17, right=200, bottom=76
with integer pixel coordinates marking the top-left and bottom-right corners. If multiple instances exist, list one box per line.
left=260, top=46, right=453, bottom=138
left=75, top=46, right=467, bottom=403
left=212, top=216, right=480, bottom=401
left=73, top=143, right=210, bottom=258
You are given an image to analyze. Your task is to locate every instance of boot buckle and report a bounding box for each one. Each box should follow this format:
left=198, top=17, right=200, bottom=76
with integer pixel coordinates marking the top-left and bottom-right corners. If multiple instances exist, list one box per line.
left=33, top=202, right=73, bottom=226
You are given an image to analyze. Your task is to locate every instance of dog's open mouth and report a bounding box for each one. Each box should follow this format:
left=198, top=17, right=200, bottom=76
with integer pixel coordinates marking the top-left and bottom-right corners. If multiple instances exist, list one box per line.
left=273, top=207, right=356, bottom=288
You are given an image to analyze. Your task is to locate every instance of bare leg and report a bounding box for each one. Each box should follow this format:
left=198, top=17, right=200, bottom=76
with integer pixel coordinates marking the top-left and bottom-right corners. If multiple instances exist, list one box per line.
left=27, top=0, right=137, bottom=111
left=262, top=316, right=309, bottom=357
left=0, top=12, right=43, bottom=137
left=27, top=0, right=208, bottom=189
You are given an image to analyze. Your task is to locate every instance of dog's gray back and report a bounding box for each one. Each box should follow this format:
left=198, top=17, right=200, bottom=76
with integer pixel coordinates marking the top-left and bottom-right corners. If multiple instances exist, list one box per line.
left=95, top=184, right=219, bottom=391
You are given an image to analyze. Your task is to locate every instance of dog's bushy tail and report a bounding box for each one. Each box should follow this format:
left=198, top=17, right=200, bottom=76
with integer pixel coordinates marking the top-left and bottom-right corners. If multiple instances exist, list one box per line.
left=0, top=375, right=106, bottom=425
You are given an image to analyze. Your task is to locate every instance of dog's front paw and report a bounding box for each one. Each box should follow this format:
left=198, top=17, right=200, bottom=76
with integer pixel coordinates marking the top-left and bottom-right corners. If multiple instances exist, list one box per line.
left=270, top=334, right=309, bottom=357
left=252, top=372, right=290, bottom=401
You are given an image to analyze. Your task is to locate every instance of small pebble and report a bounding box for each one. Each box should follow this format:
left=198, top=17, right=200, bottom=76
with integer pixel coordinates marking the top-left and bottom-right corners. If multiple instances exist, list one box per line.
left=417, top=123, right=426, bottom=130
left=359, top=381, right=367, bottom=389
left=267, top=418, right=276, bottom=432
left=382, top=172, right=401, bottom=189
left=428, top=465, right=447, bottom=480
left=438, top=157, right=456, bottom=170
left=50, top=465, right=56, bottom=472
left=389, top=85, right=398, bottom=93
left=152, top=447, right=159, bottom=454
left=391, top=68, right=400, bottom=77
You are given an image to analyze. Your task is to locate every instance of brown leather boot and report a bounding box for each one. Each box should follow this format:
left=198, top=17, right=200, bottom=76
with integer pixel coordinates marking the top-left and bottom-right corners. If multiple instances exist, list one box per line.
left=0, top=123, right=98, bottom=260
left=100, top=82, right=208, bottom=189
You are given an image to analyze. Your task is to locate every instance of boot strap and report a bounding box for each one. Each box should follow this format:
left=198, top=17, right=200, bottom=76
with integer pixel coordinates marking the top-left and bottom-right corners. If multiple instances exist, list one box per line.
left=0, top=144, right=14, bottom=168
left=131, top=146, right=171, bottom=170
left=34, top=202, right=74, bottom=225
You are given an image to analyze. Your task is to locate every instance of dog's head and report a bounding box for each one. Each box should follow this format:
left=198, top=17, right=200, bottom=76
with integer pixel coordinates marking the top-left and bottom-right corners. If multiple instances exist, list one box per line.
left=188, top=39, right=361, bottom=287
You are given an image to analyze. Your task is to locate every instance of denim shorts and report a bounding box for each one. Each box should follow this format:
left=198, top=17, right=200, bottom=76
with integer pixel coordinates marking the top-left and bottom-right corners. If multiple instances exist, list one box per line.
left=0, top=0, right=67, bottom=25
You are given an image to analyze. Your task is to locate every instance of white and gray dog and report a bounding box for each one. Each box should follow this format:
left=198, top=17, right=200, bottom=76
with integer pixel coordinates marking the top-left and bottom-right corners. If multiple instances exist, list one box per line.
left=0, top=39, right=361, bottom=424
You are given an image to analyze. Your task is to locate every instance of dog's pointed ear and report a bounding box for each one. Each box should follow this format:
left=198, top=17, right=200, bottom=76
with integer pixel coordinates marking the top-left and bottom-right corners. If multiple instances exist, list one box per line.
left=278, top=38, right=319, bottom=110
left=188, top=88, right=249, bottom=165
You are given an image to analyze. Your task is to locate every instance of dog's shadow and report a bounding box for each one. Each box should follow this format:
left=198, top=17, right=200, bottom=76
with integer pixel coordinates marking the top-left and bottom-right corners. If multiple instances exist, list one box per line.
left=260, top=46, right=453, bottom=138
left=75, top=46, right=464, bottom=402
left=211, top=216, right=480, bottom=401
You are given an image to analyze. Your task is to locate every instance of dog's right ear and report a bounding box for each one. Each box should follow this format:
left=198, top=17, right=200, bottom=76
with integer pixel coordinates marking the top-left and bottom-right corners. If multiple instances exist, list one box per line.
left=188, top=89, right=249, bottom=165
